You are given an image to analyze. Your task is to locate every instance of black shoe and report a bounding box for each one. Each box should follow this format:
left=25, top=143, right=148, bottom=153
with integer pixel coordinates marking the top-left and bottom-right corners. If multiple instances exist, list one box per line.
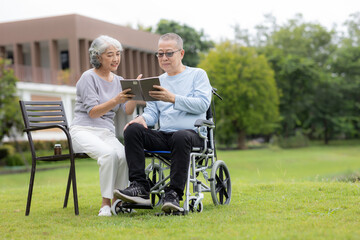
left=113, top=181, right=150, bottom=205
left=161, top=189, right=182, bottom=213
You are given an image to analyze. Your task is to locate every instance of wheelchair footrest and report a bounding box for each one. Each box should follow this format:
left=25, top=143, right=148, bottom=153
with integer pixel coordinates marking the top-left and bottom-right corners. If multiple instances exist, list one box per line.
left=122, top=202, right=153, bottom=209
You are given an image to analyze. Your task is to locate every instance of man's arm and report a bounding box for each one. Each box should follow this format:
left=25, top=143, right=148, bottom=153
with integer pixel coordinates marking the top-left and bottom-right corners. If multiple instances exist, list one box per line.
left=173, top=70, right=212, bottom=114
left=149, top=69, right=212, bottom=114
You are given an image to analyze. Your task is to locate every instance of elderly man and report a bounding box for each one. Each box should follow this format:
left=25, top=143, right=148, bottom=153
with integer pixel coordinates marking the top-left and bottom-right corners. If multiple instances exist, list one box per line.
left=114, top=33, right=212, bottom=213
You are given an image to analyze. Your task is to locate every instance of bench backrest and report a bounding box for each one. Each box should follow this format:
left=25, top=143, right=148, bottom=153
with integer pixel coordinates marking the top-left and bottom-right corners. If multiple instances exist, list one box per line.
left=19, top=101, right=69, bottom=129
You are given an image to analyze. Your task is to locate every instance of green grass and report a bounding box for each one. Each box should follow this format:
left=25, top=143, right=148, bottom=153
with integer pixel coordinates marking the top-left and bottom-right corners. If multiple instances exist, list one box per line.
left=1, top=140, right=360, bottom=239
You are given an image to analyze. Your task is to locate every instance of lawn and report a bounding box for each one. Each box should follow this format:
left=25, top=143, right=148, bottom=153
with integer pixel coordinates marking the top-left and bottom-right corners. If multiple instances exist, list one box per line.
left=0, top=140, right=360, bottom=239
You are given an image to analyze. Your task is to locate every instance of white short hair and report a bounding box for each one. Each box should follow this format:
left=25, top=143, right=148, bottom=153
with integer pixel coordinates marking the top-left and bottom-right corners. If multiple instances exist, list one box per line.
left=89, top=35, right=123, bottom=69
left=159, top=33, right=183, bottom=49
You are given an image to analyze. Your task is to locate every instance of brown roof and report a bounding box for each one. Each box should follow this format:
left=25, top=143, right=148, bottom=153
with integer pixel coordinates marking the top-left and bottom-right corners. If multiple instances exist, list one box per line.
left=0, top=14, right=160, bottom=52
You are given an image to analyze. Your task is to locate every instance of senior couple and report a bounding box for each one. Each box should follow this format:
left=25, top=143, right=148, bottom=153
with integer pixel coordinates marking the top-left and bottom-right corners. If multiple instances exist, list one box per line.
left=70, top=33, right=212, bottom=216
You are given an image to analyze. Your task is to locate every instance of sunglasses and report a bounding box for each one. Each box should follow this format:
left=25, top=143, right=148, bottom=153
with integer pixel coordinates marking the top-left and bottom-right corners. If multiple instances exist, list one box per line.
left=155, top=49, right=182, bottom=58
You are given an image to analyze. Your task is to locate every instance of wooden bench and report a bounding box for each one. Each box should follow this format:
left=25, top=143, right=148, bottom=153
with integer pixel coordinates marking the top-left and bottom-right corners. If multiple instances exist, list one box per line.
left=19, top=100, right=89, bottom=216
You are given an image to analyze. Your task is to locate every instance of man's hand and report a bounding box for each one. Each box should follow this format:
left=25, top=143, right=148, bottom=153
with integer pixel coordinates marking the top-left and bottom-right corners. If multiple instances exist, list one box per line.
left=149, top=85, right=175, bottom=103
left=124, top=115, right=147, bottom=131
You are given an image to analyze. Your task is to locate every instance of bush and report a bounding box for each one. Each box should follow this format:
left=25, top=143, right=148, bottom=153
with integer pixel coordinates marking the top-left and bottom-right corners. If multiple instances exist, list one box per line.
left=4, top=153, right=24, bottom=166
left=0, top=146, right=10, bottom=159
left=7, top=140, right=70, bottom=152
left=1, top=140, right=70, bottom=167
left=0, top=145, right=16, bottom=166
left=270, top=131, right=309, bottom=149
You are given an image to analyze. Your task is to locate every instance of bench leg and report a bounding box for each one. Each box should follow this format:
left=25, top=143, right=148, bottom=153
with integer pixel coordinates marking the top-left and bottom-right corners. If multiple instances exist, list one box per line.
left=63, top=163, right=79, bottom=215
left=63, top=170, right=71, bottom=208
left=26, top=162, right=36, bottom=216
left=70, top=157, right=79, bottom=215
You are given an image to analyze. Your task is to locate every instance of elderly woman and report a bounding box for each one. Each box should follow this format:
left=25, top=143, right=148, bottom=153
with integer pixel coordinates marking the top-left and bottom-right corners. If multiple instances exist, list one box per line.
left=70, top=35, right=139, bottom=216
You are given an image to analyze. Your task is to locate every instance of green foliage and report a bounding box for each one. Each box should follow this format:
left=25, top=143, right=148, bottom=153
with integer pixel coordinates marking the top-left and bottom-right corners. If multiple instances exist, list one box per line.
left=0, top=140, right=70, bottom=166
left=0, top=144, right=15, bottom=165
left=0, top=57, right=23, bottom=143
left=8, top=140, right=69, bottom=152
left=154, top=19, right=214, bottom=67
left=260, top=19, right=336, bottom=139
left=198, top=41, right=280, bottom=148
left=0, top=145, right=11, bottom=159
left=343, top=12, right=360, bottom=45
left=3, top=153, right=23, bottom=166
left=0, top=145, right=25, bottom=166
left=327, top=13, right=360, bottom=140
left=254, top=14, right=360, bottom=144
left=304, top=76, right=359, bottom=143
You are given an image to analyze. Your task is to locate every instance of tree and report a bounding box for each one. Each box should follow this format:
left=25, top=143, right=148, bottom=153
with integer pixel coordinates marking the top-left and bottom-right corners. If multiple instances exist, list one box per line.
left=154, top=19, right=214, bottom=67
left=198, top=41, right=280, bottom=149
left=0, top=58, right=23, bottom=143
left=304, top=77, right=347, bottom=144
left=327, top=12, right=360, bottom=139
left=258, top=16, right=336, bottom=139
left=234, top=13, right=360, bottom=143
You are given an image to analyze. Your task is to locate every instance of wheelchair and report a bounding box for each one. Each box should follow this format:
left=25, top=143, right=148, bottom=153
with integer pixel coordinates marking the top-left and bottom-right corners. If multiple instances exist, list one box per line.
left=114, top=88, right=231, bottom=215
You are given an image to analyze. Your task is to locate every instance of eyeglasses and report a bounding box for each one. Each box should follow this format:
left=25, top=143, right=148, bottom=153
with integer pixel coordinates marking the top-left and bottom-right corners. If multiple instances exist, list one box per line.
left=155, top=49, right=182, bottom=58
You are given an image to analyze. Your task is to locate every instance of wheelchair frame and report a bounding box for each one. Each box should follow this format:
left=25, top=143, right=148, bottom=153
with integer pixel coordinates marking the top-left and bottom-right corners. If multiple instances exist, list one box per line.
left=142, top=88, right=232, bottom=214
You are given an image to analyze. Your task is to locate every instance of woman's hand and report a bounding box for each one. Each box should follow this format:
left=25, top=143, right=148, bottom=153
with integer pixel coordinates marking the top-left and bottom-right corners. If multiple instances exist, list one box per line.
left=116, top=88, right=135, bottom=104
left=123, top=74, right=143, bottom=114
left=117, top=74, right=143, bottom=104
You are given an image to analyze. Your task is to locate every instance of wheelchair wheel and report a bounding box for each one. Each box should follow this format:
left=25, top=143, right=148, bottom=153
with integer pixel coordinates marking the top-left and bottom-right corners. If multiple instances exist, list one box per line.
left=188, top=196, right=203, bottom=213
left=146, top=163, right=164, bottom=207
left=210, top=160, right=231, bottom=205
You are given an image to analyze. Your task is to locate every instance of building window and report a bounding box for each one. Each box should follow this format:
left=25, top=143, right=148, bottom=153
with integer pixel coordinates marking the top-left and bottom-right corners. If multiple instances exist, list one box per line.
left=6, top=51, right=14, bottom=64
left=60, top=50, right=69, bottom=69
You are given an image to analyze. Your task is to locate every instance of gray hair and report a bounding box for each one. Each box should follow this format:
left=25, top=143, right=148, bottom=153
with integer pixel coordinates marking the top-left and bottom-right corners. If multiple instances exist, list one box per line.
left=89, top=35, right=123, bottom=69
left=159, top=33, right=183, bottom=49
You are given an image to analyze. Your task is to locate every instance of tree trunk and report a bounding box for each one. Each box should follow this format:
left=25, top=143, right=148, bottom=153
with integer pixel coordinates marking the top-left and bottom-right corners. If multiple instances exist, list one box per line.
left=237, top=130, right=247, bottom=150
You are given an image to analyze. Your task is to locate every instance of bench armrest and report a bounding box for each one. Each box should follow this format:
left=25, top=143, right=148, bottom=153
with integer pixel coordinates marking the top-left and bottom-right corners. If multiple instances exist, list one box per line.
left=24, top=124, right=68, bottom=133
left=24, top=124, right=76, bottom=156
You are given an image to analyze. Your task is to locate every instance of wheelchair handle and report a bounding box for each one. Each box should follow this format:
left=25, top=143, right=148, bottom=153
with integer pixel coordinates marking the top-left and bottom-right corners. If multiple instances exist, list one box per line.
left=212, top=88, right=223, bottom=100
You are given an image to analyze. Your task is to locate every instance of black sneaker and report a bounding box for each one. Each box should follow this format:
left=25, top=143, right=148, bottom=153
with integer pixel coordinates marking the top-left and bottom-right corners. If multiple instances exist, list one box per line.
left=113, top=181, right=150, bottom=205
left=161, top=189, right=182, bottom=213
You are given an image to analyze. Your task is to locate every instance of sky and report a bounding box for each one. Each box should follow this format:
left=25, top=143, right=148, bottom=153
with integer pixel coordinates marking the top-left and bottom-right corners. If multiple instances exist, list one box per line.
left=0, top=0, right=359, bottom=41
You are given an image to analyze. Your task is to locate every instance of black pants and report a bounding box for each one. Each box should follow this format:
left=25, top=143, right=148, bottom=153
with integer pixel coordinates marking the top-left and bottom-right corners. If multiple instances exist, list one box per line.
left=124, top=123, right=204, bottom=200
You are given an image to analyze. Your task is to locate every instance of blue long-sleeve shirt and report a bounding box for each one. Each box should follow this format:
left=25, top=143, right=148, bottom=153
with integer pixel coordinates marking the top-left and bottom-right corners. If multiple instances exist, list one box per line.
left=142, top=66, right=212, bottom=132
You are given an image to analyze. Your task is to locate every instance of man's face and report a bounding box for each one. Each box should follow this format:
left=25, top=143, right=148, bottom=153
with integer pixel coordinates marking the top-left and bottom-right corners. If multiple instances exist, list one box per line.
left=157, top=40, right=184, bottom=75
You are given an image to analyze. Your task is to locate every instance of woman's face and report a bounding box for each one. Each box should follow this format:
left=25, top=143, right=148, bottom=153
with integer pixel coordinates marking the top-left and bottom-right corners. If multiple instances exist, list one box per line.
left=98, top=45, right=121, bottom=72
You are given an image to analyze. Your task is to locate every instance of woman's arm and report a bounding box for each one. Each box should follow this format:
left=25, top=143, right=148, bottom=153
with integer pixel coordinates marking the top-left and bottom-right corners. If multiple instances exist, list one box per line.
left=89, top=89, right=133, bottom=118
left=89, top=74, right=143, bottom=118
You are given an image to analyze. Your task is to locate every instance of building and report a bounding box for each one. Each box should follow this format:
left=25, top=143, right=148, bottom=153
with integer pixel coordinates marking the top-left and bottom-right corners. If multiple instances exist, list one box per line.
left=0, top=14, right=163, bottom=140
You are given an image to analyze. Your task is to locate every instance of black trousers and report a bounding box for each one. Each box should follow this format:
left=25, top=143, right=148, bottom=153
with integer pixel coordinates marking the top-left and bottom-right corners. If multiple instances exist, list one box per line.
left=124, top=123, right=204, bottom=199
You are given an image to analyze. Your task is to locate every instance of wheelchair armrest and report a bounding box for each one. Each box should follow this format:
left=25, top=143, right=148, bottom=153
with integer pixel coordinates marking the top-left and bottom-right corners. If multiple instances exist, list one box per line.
left=194, top=119, right=215, bottom=129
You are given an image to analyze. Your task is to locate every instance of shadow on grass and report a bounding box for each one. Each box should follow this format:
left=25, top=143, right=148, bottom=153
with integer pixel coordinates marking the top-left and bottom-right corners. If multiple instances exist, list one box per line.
left=323, top=171, right=360, bottom=182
